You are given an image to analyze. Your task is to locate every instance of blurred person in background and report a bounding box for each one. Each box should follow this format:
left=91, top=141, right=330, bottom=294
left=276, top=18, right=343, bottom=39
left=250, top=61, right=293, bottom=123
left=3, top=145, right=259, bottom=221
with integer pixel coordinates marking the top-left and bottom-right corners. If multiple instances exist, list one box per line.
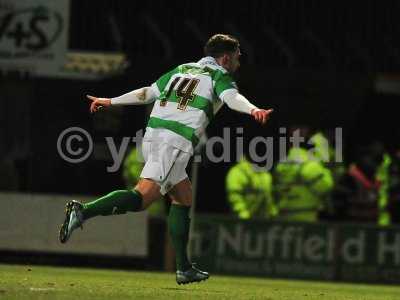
left=58, top=34, right=273, bottom=284
left=309, top=129, right=346, bottom=183
left=273, top=126, right=334, bottom=222
left=377, top=146, right=400, bottom=226
left=226, top=155, right=277, bottom=219
left=122, top=147, right=143, bottom=188
left=308, top=129, right=346, bottom=221
left=331, top=142, right=384, bottom=222
left=274, top=145, right=334, bottom=222
left=376, top=150, right=391, bottom=226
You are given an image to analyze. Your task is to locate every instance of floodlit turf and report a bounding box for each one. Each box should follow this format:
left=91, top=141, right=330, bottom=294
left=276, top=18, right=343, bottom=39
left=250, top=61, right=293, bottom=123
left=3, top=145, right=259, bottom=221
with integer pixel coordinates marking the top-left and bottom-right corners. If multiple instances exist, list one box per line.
left=0, top=264, right=400, bottom=300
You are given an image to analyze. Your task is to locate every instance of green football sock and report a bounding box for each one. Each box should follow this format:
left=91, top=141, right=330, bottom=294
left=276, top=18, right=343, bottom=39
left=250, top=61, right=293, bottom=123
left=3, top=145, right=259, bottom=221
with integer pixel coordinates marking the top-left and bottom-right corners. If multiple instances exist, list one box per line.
left=82, top=190, right=143, bottom=220
left=168, top=204, right=191, bottom=271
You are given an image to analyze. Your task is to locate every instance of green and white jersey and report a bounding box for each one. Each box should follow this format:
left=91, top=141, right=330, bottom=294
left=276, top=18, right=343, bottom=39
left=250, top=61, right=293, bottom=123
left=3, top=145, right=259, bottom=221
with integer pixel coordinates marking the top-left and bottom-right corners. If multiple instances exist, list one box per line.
left=144, top=56, right=238, bottom=154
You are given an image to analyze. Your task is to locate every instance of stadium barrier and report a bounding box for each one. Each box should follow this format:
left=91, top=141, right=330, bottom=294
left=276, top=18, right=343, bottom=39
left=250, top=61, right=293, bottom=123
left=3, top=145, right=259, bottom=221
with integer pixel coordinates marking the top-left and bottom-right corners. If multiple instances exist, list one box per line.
left=191, top=216, right=400, bottom=284
left=0, top=193, right=148, bottom=258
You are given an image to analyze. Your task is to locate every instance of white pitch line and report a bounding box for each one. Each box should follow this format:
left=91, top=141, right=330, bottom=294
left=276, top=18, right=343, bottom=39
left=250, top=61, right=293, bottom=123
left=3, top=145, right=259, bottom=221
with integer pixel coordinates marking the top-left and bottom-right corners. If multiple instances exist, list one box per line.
left=29, top=287, right=56, bottom=292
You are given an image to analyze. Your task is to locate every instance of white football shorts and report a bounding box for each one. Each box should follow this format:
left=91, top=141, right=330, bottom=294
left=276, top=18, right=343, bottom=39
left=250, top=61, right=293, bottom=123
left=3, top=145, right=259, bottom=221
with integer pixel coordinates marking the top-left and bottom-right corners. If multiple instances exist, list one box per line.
left=140, top=141, right=191, bottom=195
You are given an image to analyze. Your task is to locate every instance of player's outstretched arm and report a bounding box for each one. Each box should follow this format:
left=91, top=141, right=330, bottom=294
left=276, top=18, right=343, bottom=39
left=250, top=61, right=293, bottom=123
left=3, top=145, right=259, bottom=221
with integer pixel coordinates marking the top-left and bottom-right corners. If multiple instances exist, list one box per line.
left=221, top=89, right=273, bottom=125
left=250, top=108, right=274, bottom=125
left=86, top=86, right=158, bottom=113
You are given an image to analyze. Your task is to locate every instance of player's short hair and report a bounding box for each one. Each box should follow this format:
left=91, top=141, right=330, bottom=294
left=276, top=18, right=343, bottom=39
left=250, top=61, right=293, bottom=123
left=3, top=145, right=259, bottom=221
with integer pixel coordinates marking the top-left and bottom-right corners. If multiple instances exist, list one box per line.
left=204, top=34, right=240, bottom=58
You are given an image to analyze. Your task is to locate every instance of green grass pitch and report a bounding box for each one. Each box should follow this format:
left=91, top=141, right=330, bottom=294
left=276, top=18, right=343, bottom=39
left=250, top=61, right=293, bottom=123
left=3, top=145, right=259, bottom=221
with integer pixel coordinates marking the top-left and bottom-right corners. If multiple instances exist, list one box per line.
left=0, top=264, right=399, bottom=299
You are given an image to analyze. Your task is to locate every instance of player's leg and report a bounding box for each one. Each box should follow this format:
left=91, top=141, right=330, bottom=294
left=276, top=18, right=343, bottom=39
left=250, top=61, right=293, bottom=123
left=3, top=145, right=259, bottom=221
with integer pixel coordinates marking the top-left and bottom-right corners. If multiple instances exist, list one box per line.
left=59, top=179, right=162, bottom=243
left=81, top=178, right=161, bottom=218
left=59, top=140, right=162, bottom=243
left=167, top=178, right=209, bottom=284
left=167, top=178, right=192, bottom=272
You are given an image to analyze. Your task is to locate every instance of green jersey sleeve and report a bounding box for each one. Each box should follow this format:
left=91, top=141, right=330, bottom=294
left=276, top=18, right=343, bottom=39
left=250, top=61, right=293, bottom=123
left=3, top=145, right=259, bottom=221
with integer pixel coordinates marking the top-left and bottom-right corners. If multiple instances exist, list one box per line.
left=152, top=67, right=179, bottom=96
left=214, top=73, right=238, bottom=98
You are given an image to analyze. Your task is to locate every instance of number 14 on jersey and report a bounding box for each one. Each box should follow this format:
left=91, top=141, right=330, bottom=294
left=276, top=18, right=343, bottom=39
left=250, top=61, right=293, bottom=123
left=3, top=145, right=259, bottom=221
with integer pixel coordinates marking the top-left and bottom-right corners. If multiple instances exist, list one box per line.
left=160, top=77, right=200, bottom=111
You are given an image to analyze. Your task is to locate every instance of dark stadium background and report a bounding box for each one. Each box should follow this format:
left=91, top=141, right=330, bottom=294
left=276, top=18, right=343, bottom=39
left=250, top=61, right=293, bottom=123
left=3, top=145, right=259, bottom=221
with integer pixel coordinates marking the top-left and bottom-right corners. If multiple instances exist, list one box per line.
left=2, top=0, right=399, bottom=214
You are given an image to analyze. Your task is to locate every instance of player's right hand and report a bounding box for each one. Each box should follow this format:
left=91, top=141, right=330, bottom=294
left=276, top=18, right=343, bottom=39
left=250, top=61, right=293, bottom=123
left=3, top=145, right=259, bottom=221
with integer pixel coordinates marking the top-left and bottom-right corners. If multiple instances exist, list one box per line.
left=251, top=108, right=273, bottom=125
left=86, top=95, right=111, bottom=113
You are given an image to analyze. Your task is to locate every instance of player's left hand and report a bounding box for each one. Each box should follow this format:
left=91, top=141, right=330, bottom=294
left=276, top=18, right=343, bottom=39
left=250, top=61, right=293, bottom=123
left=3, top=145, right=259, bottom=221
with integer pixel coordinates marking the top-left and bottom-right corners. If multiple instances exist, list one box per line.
left=251, top=108, right=273, bottom=125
